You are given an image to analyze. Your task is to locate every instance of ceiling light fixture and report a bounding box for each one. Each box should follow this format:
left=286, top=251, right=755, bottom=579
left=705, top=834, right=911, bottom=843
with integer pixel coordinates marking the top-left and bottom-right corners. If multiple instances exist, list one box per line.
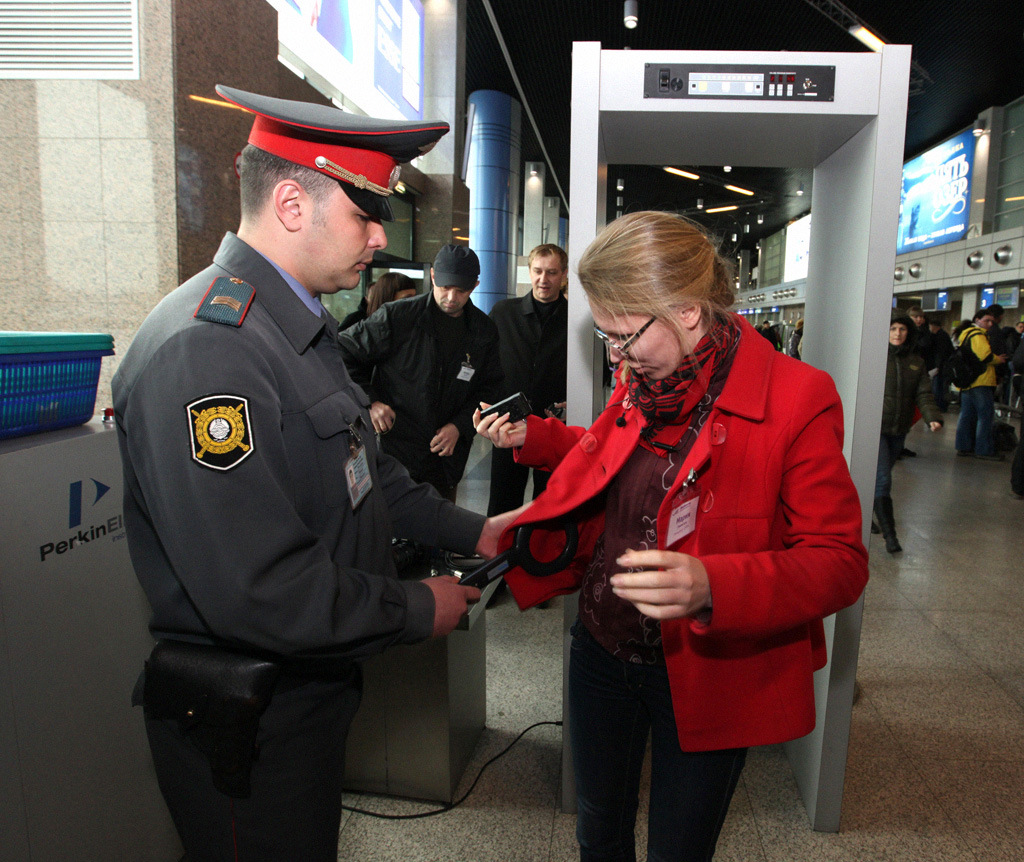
left=623, top=0, right=638, bottom=29
left=796, top=183, right=805, bottom=196
left=723, top=165, right=732, bottom=173
left=973, top=118, right=988, bottom=138
left=664, top=166, right=700, bottom=180
left=848, top=25, right=885, bottom=52
left=697, top=198, right=704, bottom=210
left=757, top=214, right=764, bottom=224
left=707, top=205, right=738, bottom=214
left=617, top=178, right=624, bottom=191
left=725, top=184, right=754, bottom=196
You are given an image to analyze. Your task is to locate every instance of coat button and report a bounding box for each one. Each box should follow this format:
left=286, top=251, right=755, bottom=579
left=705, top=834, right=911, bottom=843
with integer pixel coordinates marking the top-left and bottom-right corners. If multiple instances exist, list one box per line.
left=580, top=433, right=597, bottom=453
left=701, top=490, right=714, bottom=512
left=711, top=423, right=727, bottom=445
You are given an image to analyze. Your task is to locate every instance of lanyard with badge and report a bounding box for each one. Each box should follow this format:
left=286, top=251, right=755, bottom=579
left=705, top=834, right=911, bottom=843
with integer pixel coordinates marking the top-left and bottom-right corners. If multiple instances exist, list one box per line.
left=457, top=353, right=475, bottom=382
left=666, top=468, right=701, bottom=547
left=344, top=421, right=373, bottom=509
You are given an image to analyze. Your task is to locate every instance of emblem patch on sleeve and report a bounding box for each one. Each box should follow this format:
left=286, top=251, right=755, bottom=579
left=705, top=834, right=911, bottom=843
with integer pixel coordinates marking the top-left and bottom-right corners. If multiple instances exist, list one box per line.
left=187, top=395, right=255, bottom=471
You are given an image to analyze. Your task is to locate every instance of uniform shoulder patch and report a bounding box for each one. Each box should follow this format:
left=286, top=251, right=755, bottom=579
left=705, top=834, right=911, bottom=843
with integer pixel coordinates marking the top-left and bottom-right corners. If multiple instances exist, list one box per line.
left=187, top=395, right=255, bottom=471
left=194, top=277, right=256, bottom=327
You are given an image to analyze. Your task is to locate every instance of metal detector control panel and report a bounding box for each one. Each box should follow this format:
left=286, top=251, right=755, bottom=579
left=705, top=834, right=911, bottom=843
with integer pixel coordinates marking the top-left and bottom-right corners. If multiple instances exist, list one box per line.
left=644, top=64, right=835, bottom=102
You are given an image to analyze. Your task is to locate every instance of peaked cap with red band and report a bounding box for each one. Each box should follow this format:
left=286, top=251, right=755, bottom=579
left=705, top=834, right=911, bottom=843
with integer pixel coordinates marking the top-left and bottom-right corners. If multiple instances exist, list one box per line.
left=215, top=85, right=450, bottom=221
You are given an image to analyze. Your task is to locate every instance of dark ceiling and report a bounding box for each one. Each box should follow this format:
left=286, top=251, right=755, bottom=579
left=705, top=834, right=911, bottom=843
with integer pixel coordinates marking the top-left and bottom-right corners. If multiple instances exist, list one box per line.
left=465, top=0, right=1024, bottom=252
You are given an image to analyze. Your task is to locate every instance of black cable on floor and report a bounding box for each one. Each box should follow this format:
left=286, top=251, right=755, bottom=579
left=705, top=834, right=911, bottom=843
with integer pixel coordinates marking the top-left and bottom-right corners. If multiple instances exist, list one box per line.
left=341, top=720, right=563, bottom=820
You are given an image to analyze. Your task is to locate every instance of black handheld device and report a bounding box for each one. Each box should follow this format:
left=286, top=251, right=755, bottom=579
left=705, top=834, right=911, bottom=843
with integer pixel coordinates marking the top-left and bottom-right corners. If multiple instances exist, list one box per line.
left=479, top=392, right=532, bottom=423
left=459, top=521, right=579, bottom=589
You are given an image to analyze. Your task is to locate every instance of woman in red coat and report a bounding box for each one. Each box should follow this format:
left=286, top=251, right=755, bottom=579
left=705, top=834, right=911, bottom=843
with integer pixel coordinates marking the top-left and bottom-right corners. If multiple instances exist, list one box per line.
left=475, top=212, right=868, bottom=862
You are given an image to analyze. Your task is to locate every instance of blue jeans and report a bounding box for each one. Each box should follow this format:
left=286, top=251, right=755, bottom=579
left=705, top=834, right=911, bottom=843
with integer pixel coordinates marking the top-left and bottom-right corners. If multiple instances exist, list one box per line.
left=568, top=621, right=746, bottom=862
left=955, top=386, right=996, bottom=456
left=875, top=433, right=905, bottom=499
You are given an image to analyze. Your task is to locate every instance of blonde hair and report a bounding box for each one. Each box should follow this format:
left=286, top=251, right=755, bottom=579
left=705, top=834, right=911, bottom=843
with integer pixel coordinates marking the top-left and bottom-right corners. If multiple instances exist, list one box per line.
left=576, top=212, right=735, bottom=349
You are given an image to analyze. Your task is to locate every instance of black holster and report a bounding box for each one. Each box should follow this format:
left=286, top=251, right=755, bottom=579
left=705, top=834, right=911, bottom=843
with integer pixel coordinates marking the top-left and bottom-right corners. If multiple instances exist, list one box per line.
left=142, top=639, right=281, bottom=799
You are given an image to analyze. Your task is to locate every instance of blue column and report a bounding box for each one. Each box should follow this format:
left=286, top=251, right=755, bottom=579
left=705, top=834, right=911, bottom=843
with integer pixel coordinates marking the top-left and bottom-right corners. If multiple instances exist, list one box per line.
left=467, top=90, right=521, bottom=314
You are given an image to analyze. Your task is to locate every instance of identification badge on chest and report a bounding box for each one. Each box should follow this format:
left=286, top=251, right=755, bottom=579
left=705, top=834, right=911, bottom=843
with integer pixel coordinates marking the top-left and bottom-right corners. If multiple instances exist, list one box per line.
left=457, top=355, right=475, bottom=382
left=666, top=470, right=701, bottom=547
left=344, top=427, right=373, bottom=510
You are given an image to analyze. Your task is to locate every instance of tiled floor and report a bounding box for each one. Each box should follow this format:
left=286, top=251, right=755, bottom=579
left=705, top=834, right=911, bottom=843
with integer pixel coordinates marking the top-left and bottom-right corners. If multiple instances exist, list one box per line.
left=337, top=418, right=1024, bottom=861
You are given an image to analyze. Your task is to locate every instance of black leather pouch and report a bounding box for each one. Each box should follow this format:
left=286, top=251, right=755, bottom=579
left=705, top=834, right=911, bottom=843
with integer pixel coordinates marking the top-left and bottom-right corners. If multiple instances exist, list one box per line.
left=143, top=639, right=281, bottom=798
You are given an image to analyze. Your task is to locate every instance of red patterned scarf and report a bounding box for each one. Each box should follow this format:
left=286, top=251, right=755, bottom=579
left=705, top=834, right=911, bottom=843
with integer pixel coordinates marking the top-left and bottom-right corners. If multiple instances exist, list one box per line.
left=625, top=316, right=739, bottom=442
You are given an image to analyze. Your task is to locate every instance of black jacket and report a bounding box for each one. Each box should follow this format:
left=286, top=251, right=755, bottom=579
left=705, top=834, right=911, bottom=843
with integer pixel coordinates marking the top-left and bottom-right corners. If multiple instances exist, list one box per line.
left=931, top=327, right=954, bottom=368
left=338, top=291, right=503, bottom=487
left=489, top=293, right=568, bottom=416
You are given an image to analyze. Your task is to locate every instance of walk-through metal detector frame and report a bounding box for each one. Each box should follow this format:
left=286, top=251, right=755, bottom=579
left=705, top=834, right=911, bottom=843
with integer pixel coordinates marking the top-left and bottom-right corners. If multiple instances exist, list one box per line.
left=562, top=43, right=911, bottom=831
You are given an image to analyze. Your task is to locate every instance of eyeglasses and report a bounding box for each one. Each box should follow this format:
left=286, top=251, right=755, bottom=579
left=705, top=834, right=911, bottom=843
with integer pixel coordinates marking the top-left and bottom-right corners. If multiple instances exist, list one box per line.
left=593, top=316, right=657, bottom=357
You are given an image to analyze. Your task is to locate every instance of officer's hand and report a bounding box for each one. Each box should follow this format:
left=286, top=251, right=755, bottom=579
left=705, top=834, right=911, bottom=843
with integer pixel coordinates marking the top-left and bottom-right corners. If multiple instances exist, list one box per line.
left=475, top=503, right=531, bottom=559
left=370, top=401, right=395, bottom=434
left=430, top=423, right=460, bottom=456
left=474, top=403, right=527, bottom=449
left=609, top=549, right=711, bottom=620
left=424, top=576, right=480, bottom=637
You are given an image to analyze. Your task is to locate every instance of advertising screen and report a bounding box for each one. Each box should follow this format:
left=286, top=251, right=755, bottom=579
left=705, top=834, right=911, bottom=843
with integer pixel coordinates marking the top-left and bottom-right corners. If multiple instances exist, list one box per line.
left=783, top=213, right=811, bottom=283
left=268, top=0, right=423, bottom=121
left=897, top=130, right=975, bottom=255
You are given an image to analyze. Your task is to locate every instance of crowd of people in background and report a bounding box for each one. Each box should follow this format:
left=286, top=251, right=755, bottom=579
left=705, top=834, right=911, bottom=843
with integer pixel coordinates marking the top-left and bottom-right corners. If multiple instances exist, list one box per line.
left=756, top=302, right=1023, bottom=551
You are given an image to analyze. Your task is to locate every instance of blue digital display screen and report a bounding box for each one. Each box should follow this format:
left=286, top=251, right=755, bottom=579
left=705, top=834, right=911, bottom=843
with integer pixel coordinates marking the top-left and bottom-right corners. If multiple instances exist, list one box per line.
left=897, top=130, right=975, bottom=255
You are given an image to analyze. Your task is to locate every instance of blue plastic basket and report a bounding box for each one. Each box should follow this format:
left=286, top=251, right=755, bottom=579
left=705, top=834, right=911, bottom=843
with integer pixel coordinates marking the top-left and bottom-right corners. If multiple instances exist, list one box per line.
left=0, top=334, right=115, bottom=439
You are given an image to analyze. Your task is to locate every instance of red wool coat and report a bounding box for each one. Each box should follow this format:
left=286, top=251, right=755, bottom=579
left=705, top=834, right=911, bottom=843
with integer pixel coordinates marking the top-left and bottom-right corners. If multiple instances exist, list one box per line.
left=502, top=316, right=868, bottom=752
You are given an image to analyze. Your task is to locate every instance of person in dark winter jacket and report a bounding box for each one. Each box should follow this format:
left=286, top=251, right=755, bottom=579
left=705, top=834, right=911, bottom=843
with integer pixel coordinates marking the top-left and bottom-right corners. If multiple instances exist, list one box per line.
left=338, top=245, right=504, bottom=500
left=928, top=319, right=955, bottom=411
left=875, top=312, right=943, bottom=552
left=339, top=272, right=417, bottom=330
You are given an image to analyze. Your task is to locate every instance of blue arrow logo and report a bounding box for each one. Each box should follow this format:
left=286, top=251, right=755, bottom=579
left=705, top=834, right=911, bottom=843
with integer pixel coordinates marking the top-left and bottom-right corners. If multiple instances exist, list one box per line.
left=69, top=479, right=111, bottom=528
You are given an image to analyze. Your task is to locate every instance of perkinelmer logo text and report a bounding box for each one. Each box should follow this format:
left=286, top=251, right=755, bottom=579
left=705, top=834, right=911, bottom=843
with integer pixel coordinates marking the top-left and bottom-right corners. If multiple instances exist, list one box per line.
left=39, top=479, right=124, bottom=562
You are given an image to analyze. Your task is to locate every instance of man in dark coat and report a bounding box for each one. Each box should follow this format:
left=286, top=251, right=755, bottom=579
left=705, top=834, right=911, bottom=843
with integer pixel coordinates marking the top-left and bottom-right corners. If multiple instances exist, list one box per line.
left=486, top=243, right=568, bottom=515
left=928, top=318, right=955, bottom=411
left=339, top=244, right=504, bottom=501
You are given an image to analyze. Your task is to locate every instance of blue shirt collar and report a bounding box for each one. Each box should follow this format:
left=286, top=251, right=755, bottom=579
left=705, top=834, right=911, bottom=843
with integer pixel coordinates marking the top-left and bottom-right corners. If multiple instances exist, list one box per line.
left=256, top=250, right=325, bottom=318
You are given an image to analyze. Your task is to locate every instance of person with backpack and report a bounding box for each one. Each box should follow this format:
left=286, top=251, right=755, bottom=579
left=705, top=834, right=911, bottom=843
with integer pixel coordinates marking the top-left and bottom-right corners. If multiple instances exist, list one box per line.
left=875, top=312, right=943, bottom=553
left=953, top=308, right=1007, bottom=460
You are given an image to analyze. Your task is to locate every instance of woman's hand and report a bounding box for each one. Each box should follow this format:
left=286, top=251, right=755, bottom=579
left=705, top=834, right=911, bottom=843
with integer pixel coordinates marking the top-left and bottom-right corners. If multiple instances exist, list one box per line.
left=928, top=421, right=942, bottom=432
left=474, top=403, right=527, bottom=449
left=610, top=549, right=711, bottom=620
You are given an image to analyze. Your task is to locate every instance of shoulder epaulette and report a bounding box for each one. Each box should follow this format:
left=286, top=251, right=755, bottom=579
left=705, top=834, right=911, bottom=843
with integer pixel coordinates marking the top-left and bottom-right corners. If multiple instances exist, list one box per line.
left=194, top=277, right=256, bottom=327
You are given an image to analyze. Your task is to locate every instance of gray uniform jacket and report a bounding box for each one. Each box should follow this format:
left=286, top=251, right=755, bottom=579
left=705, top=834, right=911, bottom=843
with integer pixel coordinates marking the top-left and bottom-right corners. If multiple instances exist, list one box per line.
left=112, top=232, right=484, bottom=666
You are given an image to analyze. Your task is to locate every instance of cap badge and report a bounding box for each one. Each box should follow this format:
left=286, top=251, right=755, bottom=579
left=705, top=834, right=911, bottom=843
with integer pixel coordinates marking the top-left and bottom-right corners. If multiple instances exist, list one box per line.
left=314, top=154, right=395, bottom=197
left=187, top=395, right=254, bottom=471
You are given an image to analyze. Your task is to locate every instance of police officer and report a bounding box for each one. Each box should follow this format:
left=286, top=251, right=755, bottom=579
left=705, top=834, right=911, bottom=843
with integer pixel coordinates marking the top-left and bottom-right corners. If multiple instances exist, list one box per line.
left=112, top=86, right=514, bottom=862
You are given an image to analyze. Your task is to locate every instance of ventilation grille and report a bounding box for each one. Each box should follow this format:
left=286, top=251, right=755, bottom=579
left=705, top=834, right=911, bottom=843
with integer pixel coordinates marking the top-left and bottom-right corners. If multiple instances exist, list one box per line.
left=0, top=1, right=140, bottom=79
